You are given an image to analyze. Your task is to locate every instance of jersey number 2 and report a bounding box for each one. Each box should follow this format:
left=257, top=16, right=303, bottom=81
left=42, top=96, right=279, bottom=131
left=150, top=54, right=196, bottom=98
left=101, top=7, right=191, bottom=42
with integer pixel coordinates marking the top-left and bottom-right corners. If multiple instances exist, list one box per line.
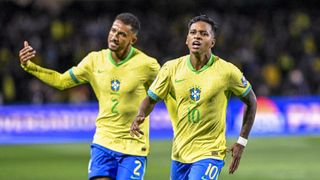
left=111, top=98, right=119, bottom=114
left=133, top=160, right=142, bottom=176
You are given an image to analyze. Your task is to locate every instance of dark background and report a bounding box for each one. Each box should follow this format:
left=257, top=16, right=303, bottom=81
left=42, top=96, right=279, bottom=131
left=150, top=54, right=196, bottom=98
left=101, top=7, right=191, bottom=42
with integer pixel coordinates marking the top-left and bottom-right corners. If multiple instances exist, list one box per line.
left=1, top=0, right=319, bottom=104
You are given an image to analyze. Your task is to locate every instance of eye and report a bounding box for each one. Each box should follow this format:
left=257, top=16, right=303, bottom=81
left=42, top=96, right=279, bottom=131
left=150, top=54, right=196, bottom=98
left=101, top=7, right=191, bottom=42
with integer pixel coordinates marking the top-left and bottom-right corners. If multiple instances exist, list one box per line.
left=189, top=30, right=196, bottom=35
left=118, top=32, right=127, bottom=37
left=201, top=31, right=209, bottom=36
left=110, top=28, right=116, bottom=33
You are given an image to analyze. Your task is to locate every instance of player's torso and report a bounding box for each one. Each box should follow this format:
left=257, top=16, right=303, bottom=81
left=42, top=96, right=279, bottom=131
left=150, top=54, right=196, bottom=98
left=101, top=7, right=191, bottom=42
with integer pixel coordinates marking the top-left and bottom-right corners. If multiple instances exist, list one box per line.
left=88, top=49, right=154, bottom=156
left=171, top=56, right=229, bottom=128
left=168, top=55, right=230, bottom=162
left=90, top=49, right=150, bottom=125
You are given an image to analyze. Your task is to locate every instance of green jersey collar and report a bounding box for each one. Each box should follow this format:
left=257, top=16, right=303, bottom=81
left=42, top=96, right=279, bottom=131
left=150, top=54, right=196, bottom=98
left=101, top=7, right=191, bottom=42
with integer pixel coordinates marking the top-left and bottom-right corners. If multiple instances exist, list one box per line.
left=187, top=54, right=215, bottom=74
left=108, top=47, right=134, bottom=66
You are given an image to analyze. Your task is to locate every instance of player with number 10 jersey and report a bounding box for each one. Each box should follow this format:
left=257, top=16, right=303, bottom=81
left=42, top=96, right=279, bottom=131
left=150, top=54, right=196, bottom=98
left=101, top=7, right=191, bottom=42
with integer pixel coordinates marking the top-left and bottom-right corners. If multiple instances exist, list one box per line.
left=148, top=54, right=251, bottom=164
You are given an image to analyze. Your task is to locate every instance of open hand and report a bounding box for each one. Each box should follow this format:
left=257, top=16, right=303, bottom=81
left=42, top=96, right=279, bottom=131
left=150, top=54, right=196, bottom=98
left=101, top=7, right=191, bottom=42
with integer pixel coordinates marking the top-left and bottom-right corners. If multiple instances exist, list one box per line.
left=228, top=143, right=245, bottom=174
left=130, top=115, right=145, bottom=137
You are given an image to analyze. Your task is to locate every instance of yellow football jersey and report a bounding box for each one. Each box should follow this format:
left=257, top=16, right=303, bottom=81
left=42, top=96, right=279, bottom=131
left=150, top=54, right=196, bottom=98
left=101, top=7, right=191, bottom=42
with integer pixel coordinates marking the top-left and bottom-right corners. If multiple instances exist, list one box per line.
left=148, top=54, right=251, bottom=163
left=22, top=47, right=160, bottom=156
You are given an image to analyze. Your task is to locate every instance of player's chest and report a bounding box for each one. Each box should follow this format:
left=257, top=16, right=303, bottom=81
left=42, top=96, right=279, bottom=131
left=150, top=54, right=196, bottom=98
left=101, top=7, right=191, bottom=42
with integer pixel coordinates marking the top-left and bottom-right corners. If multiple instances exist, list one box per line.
left=92, top=64, right=146, bottom=93
left=172, top=70, right=228, bottom=102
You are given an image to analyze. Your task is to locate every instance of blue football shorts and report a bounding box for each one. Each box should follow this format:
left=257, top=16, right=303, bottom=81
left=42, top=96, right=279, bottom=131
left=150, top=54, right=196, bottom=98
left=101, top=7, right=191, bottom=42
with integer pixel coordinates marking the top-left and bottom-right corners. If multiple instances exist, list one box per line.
left=171, top=158, right=224, bottom=180
left=88, top=144, right=147, bottom=180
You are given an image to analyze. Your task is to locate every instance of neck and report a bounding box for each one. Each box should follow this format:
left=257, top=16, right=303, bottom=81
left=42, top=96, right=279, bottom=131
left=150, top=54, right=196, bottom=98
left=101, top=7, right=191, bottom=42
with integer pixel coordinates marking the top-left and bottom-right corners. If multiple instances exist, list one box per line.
left=111, top=45, right=132, bottom=63
left=190, top=51, right=212, bottom=70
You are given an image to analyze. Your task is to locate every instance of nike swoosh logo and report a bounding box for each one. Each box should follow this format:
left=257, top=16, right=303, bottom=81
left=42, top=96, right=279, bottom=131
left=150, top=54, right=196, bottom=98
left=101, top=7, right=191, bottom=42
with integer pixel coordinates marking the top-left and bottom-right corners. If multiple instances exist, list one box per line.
left=130, top=175, right=140, bottom=179
left=97, top=69, right=105, bottom=73
left=174, top=79, right=186, bottom=83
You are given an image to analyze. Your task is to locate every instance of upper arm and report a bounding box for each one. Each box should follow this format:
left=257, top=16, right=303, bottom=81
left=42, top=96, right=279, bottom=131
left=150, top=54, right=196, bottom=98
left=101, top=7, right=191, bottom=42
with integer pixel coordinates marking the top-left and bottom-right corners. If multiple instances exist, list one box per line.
left=148, top=62, right=172, bottom=101
left=144, top=59, right=160, bottom=89
left=69, top=53, right=93, bottom=84
left=228, top=63, right=252, bottom=98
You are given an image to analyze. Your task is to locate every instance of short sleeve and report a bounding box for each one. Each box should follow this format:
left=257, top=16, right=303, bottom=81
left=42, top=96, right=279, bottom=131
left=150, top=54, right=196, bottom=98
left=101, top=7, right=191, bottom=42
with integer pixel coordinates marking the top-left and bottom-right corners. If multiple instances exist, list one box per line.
left=148, top=62, right=172, bottom=101
left=145, top=58, right=160, bottom=88
left=69, top=53, right=93, bottom=84
left=228, top=64, right=252, bottom=97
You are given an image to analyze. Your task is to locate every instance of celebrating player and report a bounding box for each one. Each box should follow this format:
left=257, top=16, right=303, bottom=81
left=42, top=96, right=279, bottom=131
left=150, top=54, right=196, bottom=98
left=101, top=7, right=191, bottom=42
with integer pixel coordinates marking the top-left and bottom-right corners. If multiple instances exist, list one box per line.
left=19, top=13, right=160, bottom=180
left=130, top=15, right=257, bottom=180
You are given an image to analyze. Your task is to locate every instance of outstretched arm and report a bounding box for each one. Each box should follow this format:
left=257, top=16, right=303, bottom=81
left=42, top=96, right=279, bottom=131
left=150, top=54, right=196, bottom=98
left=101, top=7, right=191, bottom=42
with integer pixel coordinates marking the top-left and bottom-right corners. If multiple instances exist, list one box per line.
left=19, top=41, right=82, bottom=90
left=130, top=96, right=157, bottom=137
left=229, top=89, right=257, bottom=174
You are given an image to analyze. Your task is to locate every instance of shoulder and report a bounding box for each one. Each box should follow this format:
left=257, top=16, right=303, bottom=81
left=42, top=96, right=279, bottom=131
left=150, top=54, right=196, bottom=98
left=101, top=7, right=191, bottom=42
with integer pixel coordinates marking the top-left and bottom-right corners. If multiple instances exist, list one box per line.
left=85, top=49, right=108, bottom=59
left=163, top=55, right=187, bottom=69
left=157, top=55, right=186, bottom=76
left=133, top=48, right=159, bottom=65
left=215, top=56, right=240, bottom=71
left=133, top=48, right=155, bottom=61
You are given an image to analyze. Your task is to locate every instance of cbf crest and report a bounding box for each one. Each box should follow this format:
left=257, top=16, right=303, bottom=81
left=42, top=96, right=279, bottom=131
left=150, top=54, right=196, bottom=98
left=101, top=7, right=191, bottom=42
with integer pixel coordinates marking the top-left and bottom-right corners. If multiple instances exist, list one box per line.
left=189, top=86, right=201, bottom=102
left=111, top=78, right=120, bottom=92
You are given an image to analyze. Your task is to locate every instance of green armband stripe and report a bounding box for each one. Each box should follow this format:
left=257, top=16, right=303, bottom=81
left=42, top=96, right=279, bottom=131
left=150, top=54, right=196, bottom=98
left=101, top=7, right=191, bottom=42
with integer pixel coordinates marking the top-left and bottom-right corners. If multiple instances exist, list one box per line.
left=69, top=68, right=80, bottom=84
left=241, top=85, right=252, bottom=97
left=147, top=89, right=161, bottom=102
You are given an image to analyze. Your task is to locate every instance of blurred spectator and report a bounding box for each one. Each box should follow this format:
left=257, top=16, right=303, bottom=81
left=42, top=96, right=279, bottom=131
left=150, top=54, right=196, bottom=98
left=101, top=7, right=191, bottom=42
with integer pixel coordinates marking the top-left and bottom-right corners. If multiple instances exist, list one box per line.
left=283, top=69, right=310, bottom=95
left=1, top=0, right=319, bottom=104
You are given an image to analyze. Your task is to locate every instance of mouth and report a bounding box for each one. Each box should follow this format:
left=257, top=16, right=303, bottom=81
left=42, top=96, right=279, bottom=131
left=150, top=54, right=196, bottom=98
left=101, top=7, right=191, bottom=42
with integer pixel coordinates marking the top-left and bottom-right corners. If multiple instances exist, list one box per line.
left=192, top=41, right=201, bottom=49
left=109, top=40, right=119, bottom=49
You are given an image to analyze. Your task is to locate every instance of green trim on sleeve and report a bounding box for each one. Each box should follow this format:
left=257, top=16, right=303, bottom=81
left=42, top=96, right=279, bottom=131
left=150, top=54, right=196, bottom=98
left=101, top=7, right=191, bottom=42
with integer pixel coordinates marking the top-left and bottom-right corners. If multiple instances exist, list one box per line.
left=20, top=63, right=28, bottom=71
left=241, top=85, right=252, bottom=97
left=68, top=68, right=80, bottom=84
left=147, top=89, right=161, bottom=102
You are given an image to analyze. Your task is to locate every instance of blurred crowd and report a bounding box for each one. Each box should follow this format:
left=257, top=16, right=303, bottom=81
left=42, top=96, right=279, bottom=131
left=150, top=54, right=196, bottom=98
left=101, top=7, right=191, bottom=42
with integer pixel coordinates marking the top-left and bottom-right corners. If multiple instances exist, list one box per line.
left=0, top=0, right=319, bottom=104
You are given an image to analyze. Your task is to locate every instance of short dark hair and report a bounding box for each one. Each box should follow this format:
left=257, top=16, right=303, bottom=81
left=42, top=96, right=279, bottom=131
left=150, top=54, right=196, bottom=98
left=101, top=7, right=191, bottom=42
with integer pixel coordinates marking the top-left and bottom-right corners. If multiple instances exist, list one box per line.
left=115, top=13, right=140, bottom=35
left=188, top=15, right=217, bottom=36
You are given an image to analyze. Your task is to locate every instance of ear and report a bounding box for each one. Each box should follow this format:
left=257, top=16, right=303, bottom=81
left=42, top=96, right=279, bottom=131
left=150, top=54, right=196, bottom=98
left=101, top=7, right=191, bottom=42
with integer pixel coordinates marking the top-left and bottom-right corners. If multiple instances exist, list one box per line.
left=131, top=35, right=137, bottom=45
left=211, top=39, right=216, bottom=48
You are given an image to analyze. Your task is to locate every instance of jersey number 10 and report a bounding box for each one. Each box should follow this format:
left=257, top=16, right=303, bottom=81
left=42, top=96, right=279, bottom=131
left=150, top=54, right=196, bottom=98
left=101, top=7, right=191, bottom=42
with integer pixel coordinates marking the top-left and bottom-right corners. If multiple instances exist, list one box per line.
left=188, top=107, right=200, bottom=123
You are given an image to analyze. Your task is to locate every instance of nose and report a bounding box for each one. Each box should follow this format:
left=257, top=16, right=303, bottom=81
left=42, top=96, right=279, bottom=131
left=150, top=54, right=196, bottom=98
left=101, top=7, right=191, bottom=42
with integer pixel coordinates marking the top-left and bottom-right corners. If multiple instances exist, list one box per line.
left=194, top=32, right=201, bottom=39
left=111, top=32, right=118, bottom=40
left=109, top=31, right=119, bottom=40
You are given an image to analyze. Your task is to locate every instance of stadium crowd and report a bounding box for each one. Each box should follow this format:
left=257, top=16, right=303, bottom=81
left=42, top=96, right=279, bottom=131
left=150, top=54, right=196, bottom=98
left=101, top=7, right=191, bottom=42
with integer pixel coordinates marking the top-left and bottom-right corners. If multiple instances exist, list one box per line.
left=0, top=0, right=319, bottom=104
